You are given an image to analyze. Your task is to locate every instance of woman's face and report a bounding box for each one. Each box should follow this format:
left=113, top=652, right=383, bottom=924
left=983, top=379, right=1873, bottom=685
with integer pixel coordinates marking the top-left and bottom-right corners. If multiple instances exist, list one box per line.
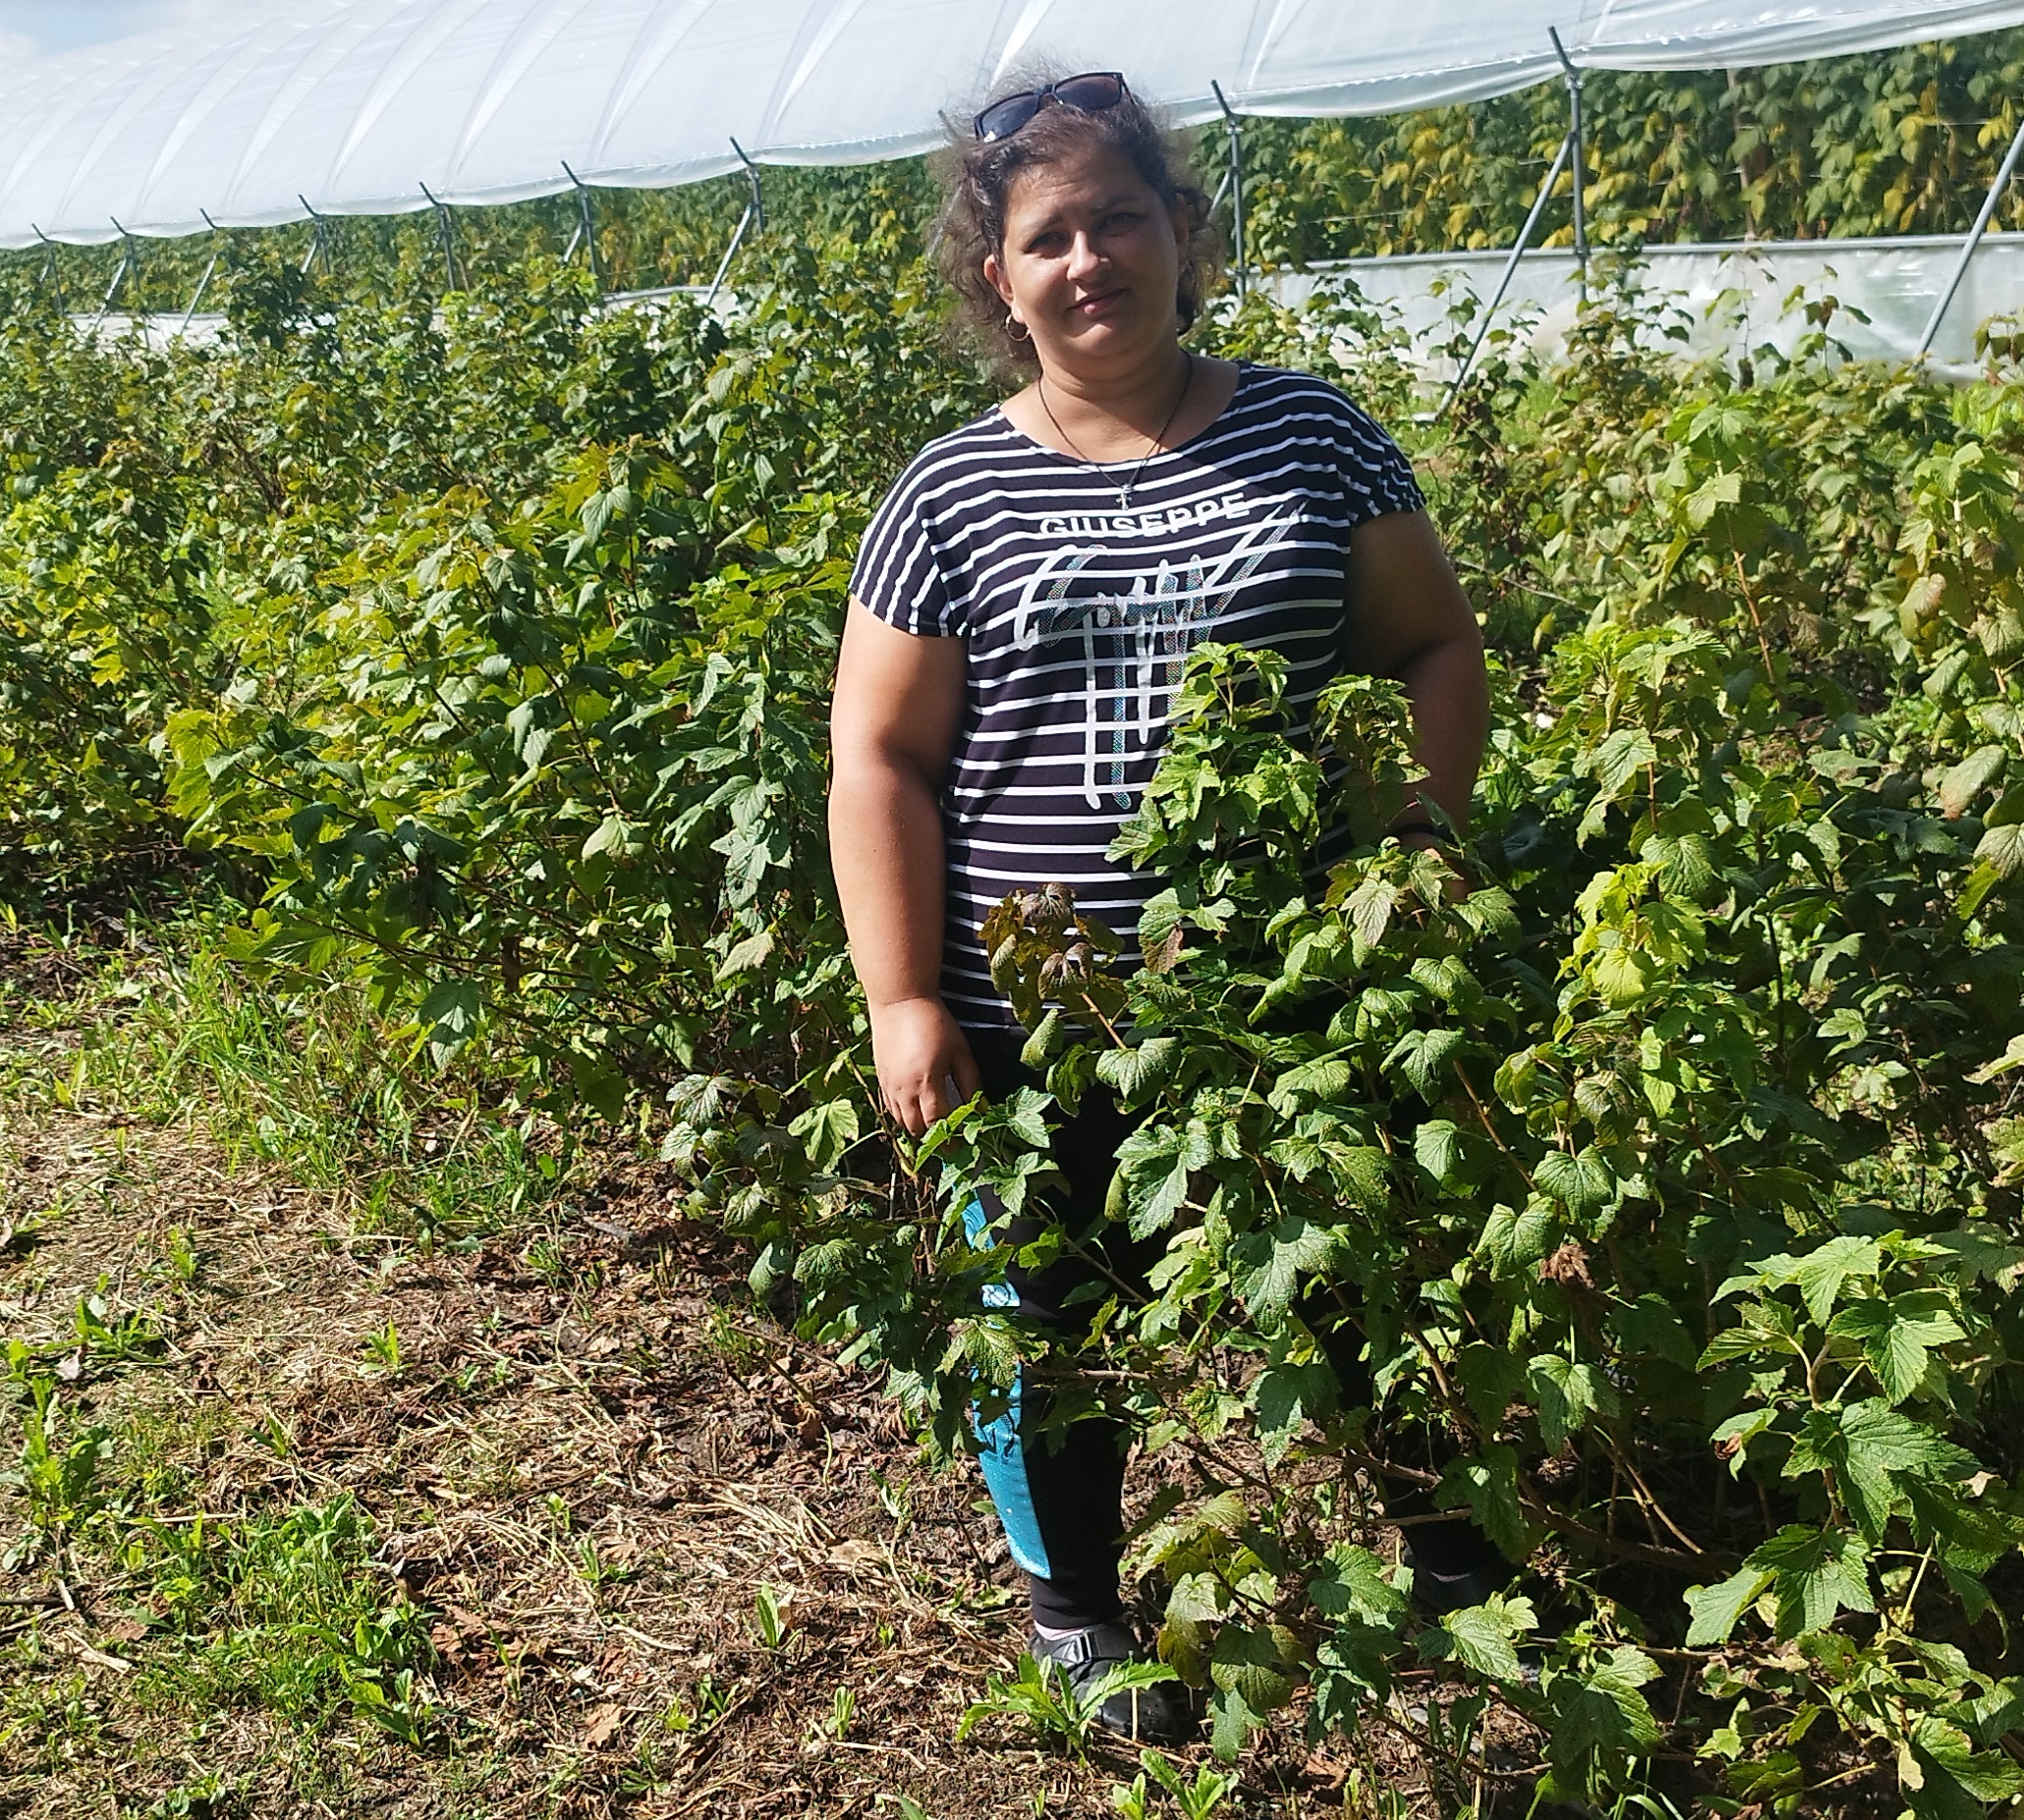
left=984, top=142, right=1190, bottom=380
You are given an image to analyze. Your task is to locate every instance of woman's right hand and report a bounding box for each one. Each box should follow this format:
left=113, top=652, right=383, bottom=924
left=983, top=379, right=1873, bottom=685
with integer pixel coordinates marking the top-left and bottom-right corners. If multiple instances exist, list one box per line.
left=870, top=995, right=982, bottom=1137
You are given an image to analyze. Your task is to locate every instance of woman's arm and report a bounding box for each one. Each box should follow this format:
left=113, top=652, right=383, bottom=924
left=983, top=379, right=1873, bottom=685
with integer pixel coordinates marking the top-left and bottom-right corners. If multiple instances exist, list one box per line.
left=1341, top=510, right=1490, bottom=838
left=829, top=599, right=981, bottom=1137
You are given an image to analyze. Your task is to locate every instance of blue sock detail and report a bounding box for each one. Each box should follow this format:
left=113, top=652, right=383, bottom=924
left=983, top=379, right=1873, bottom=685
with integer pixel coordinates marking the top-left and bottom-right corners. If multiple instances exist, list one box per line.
left=961, top=1194, right=1052, bottom=1579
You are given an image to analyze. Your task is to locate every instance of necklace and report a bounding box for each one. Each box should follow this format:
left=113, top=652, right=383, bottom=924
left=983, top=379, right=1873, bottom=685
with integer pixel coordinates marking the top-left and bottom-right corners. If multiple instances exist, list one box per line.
left=1037, top=352, right=1194, bottom=512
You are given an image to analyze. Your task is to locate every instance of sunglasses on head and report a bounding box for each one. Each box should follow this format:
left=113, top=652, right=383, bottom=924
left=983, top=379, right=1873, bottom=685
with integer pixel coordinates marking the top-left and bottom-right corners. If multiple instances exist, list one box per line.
left=974, top=72, right=1128, bottom=142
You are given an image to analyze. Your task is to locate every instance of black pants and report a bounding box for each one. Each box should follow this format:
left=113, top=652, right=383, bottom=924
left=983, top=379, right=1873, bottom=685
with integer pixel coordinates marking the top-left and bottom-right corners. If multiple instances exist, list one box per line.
left=966, top=1031, right=1501, bottom=1630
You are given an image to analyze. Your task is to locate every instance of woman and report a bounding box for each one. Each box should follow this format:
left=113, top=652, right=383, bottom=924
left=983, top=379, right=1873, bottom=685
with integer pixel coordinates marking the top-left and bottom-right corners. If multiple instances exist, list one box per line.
left=828, top=72, right=1492, bottom=1742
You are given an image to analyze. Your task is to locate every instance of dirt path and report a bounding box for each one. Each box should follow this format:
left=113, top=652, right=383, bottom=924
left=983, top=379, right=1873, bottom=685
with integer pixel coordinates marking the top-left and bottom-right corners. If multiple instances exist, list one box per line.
left=0, top=1076, right=1393, bottom=1818
left=0, top=897, right=1470, bottom=1818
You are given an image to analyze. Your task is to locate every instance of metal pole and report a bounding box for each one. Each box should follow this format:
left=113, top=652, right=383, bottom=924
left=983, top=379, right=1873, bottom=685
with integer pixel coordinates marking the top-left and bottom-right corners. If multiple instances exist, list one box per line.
left=180, top=252, right=219, bottom=334
left=32, top=228, right=65, bottom=314
left=1549, top=28, right=1587, bottom=304
left=93, top=220, right=138, bottom=332
left=1434, top=130, right=1575, bottom=421
left=298, top=196, right=330, bottom=276
left=181, top=211, right=221, bottom=335
left=114, top=219, right=146, bottom=326
left=1917, top=111, right=2024, bottom=359
left=705, top=202, right=755, bottom=305
left=1211, top=81, right=1245, bottom=295
left=730, top=137, right=763, bottom=235
left=704, top=140, right=764, bottom=304
left=561, top=161, right=603, bottom=293
left=420, top=181, right=460, bottom=291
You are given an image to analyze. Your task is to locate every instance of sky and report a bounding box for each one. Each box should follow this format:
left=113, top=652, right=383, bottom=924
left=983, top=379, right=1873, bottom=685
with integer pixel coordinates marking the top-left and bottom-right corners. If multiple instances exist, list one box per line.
left=0, top=1, right=247, bottom=61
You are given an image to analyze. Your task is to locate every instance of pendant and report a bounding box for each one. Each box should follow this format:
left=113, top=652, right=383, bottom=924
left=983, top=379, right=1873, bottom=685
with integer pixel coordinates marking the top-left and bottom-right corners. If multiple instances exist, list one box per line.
left=1118, top=487, right=1131, bottom=512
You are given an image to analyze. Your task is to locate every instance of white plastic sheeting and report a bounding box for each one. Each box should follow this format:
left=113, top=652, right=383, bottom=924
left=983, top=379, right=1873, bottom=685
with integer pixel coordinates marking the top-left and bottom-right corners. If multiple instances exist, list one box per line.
left=0, top=0, right=2021, bottom=248
left=101, top=237, right=2024, bottom=379
left=1273, top=234, right=2024, bottom=380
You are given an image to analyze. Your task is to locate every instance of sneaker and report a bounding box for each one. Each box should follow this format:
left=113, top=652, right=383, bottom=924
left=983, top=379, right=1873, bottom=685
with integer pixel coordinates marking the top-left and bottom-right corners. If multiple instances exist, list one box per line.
left=1029, top=1621, right=1197, bottom=1745
left=1408, top=1559, right=1505, bottom=1617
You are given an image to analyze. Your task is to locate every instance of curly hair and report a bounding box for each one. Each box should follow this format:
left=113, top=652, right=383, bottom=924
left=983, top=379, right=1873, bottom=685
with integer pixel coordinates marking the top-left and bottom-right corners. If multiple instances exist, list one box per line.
left=931, top=71, right=1222, bottom=380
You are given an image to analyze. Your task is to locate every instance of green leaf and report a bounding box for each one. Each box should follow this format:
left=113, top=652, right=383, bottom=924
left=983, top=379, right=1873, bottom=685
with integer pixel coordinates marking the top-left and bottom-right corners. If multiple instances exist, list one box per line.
left=996, top=1086, right=1055, bottom=1151
left=1427, top=1591, right=1536, bottom=1682
left=1383, top=1027, right=1462, bottom=1099
left=715, top=927, right=774, bottom=981
left=1590, top=726, right=1659, bottom=799
left=787, top=1096, right=859, bottom=1171
left=1233, top=1217, right=1338, bottom=1323
left=1208, top=1685, right=1262, bottom=1761
left=1975, top=821, right=2024, bottom=882
left=417, top=978, right=481, bottom=1062
left=1492, top=1046, right=1542, bottom=1110
left=1961, top=860, right=2004, bottom=917
left=1094, top=1036, right=1182, bottom=1106
left=1543, top=1645, right=1661, bottom=1782
left=1785, top=1399, right=1975, bottom=1543
left=1699, top=1294, right=1801, bottom=1368
left=1684, top=1565, right=1772, bottom=1647
left=1529, top=1352, right=1617, bottom=1450
left=1906, top=1715, right=2024, bottom=1818
left=1137, top=887, right=1184, bottom=970
left=1456, top=1342, right=1526, bottom=1437
left=1343, top=872, right=1399, bottom=950
left=1744, top=1525, right=1874, bottom=1638
left=1610, top=1292, right=1700, bottom=1369
left=1784, top=1235, right=1882, bottom=1328
left=1412, top=1118, right=1464, bottom=1187
left=1478, top=1199, right=1553, bottom=1279
left=1018, top=1008, right=1061, bottom=1071
left=1209, top=1621, right=1303, bottom=1715
left=1939, top=744, right=2008, bottom=819
left=1308, top=1544, right=1408, bottom=1627
left=1327, top=1143, right=1392, bottom=1210
left=1434, top=1445, right=1527, bottom=1560
left=1929, top=1223, right=2024, bottom=1287
left=1644, top=829, right=1718, bottom=898
left=566, top=1053, right=628, bottom=1122
left=1267, top=1052, right=1351, bottom=1115
left=1591, top=945, right=1655, bottom=1006
left=1078, top=1656, right=1180, bottom=1713
left=1253, top=1361, right=1333, bottom=1464
left=1536, top=1148, right=1613, bottom=1221
left=1827, top=1295, right=1964, bottom=1404
left=1903, top=1478, right=2024, bottom=1581
left=1113, top=1121, right=1211, bottom=1238
left=1968, top=1035, right=2024, bottom=1085
left=581, top=810, right=632, bottom=859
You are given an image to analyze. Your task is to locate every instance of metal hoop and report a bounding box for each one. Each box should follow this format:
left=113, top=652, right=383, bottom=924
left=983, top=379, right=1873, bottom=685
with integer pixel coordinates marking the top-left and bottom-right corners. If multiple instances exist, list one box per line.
left=1004, top=315, right=1031, bottom=343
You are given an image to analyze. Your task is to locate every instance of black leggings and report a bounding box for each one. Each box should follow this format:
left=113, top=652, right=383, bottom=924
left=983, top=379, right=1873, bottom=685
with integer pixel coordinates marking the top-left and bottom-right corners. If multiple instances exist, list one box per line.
left=966, top=1030, right=1500, bottom=1630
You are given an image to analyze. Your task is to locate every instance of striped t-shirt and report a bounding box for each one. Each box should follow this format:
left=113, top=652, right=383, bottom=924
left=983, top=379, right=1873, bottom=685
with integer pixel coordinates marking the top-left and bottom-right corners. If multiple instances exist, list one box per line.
left=850, top=363, right=1425, bottom=1031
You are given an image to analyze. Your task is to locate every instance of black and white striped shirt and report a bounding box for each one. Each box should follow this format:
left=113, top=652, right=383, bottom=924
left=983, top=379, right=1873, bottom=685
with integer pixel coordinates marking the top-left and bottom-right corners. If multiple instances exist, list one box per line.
left=850, top=363, right=1424, bottom=1031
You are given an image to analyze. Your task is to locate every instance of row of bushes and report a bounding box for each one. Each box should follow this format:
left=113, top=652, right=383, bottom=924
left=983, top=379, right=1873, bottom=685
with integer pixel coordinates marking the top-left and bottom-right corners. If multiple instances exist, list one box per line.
left=5, top=234, right=2024, bottom=1808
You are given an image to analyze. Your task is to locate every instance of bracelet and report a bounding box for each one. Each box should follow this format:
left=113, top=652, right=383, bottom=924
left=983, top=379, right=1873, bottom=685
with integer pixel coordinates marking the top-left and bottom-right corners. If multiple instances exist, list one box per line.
left=1390, top=821, right=1458, bottom=846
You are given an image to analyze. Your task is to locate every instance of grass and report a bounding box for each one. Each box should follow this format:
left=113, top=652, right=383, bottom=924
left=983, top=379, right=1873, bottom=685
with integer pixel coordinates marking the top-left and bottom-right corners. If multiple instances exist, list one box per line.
left=2, top=905, right=563, bottom=1247
left=83, top=1495, right=435, bottom=1741
left=0, top=902, right=1536, bottom=1818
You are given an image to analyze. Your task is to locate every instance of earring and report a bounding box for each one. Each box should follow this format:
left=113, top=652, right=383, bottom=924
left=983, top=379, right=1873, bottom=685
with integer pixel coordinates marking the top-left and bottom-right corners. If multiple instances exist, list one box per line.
left=1004, top=315, right=1031, bottom=343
